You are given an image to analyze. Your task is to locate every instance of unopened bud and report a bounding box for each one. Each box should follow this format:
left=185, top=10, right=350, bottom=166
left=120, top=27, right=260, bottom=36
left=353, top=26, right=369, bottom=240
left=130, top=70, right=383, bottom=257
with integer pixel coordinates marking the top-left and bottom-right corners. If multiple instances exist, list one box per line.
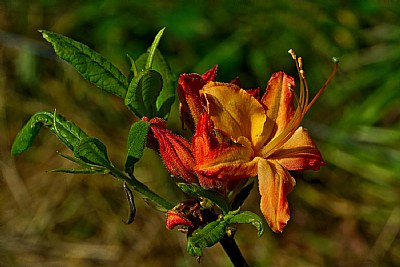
left=149, top=118, right=197, bottom=183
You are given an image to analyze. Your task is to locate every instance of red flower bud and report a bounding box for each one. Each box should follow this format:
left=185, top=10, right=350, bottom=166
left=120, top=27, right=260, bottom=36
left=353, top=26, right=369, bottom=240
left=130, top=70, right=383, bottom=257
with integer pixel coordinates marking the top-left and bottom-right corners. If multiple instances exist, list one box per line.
left=149, top=118, right=197, bottom=183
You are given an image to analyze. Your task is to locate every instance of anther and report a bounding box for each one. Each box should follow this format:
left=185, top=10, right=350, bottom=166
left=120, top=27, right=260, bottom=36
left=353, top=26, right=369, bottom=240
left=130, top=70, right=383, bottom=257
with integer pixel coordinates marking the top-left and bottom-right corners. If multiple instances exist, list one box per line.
left=298, top=57, right=303, bottom=70
left=288, top=49, right=296, bottom=60
left=300, top=70, right=306, bottom=79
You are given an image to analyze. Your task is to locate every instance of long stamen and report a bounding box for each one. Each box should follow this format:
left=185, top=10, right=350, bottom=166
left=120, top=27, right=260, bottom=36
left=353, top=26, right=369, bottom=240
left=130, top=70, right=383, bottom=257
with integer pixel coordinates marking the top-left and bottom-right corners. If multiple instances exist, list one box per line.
left=260, top=50, right=338, bottom=158
left=298, top=57, right=308, bottom=110
left=305, top=59, right=339, bottom=112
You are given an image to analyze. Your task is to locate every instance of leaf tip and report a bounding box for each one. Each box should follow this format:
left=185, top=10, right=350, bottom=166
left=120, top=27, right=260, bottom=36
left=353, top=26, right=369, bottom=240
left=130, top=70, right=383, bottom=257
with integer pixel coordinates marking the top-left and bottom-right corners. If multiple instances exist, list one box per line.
left=10, top=144, right=23, bottom=156
left=39, top=29, right=49, bottom=39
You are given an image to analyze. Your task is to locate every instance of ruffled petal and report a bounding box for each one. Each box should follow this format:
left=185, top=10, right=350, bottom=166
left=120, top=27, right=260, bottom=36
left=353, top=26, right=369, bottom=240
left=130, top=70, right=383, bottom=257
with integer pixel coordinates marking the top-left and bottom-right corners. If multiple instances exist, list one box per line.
left=260, top=72, right=296, bottom=142
left=270, top=127, right=324, bottom=171
left=192, top=113, right=258, bottom=179
left=258, top=159, right=296, bottom=233
left=202, top=81, right=267, bottom=149
left=195, top=156, right=260, bottom=180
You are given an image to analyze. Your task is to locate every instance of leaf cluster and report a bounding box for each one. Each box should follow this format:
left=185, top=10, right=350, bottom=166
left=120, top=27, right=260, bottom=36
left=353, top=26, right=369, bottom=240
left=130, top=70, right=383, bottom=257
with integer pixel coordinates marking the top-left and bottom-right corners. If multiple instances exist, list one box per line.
left=11, top=28, right=264, bottom=262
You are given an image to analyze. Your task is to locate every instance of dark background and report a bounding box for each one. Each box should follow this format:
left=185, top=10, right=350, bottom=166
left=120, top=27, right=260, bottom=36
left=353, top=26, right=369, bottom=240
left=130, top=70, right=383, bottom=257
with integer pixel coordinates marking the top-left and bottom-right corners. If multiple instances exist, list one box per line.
left=1, top=0, right=400, bottom=266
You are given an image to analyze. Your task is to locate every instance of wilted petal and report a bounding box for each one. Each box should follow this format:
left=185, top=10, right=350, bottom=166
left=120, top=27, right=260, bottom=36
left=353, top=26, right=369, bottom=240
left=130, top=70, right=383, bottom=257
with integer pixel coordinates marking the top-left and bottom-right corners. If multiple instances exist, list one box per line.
left=202, top=82, right=267, bottom=149
left=258, top=159, right=296, bottom=233
left=270, top=127, right=324, bottom=171
left=150, top=118, right=197, bottom=183
left=166, top=210, right=194, bottom=230
left=260, top=72, right=296, bottom=142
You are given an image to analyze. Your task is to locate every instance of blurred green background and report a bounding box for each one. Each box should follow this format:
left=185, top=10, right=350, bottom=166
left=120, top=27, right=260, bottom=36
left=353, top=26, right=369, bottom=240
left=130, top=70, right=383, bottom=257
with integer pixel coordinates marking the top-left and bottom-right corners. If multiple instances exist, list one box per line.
left=1, top=0, right=400, bottom=266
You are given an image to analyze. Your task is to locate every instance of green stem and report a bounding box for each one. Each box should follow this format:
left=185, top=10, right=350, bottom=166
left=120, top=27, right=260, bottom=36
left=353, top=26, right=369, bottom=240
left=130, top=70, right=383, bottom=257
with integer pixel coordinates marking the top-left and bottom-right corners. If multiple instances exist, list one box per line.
left=108, top=165, right=174, bottom=211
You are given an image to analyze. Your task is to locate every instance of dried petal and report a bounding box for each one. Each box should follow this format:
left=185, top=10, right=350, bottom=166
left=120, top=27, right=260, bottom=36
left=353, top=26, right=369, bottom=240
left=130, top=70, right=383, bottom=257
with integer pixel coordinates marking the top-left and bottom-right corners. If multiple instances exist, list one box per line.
left=166, top=210, right=194, bottom=230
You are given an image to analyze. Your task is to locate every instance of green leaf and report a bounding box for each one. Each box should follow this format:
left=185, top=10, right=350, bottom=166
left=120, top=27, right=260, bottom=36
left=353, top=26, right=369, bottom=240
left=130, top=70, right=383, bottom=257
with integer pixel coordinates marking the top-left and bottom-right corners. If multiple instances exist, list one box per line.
left=225, top=211, right=264, bottom=237
left=127, top=54, right=138, bottom=80
left=48, top=167, right=108, bottom=174
left=125, top=69, right=163, bottom=118
left=187, top=219, right=228, bottom=257
left=177, top=183, right=230, bottom=214
left=154, top=50, right=176, bottom=119
left=136, top=49, right=176, bottom=119
left=125, top=120, right=151, bottom=174
left=74, top=137, right=111, bottom=167
left=40, top=30, right=128, bottom=98
left=11, top=111, right=88, bottom=155
left=142, top=197, right=169, bottom=213
left=146, top=28, right=165, bottom=70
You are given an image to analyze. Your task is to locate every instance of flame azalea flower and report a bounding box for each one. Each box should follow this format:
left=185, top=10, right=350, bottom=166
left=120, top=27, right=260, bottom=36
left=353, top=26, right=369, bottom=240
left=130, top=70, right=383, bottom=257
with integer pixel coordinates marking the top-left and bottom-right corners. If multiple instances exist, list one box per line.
left=192, top=50, right=338, bottom=233
left=149, top=117, right=227, bottom=190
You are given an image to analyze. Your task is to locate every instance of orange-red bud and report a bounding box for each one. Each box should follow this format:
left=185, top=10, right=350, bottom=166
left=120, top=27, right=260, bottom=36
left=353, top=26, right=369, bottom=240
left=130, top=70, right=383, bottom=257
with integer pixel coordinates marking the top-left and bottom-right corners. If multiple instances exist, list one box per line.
left=149, top=118, right=197, bottom=183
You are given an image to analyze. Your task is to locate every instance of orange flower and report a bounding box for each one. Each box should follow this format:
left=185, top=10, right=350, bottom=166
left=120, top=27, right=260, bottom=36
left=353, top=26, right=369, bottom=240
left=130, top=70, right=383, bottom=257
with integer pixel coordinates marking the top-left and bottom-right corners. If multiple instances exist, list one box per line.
left=192, top=50, right=338, bottom=232
left=149, top=116, right=226, bottom=190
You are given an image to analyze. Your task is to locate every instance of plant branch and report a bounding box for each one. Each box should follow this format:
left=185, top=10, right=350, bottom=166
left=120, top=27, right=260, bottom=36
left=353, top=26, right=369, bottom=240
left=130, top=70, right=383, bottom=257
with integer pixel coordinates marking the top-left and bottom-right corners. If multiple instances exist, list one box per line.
left=108, top=165, right=174, bottom=211
left=220, top=234, right=250, bottom=267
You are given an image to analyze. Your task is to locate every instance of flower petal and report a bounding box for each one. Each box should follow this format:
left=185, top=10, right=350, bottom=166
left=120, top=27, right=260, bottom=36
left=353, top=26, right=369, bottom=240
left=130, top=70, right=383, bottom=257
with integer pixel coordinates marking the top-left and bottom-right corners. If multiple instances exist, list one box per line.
left=177, top=65, right=218, bottom=131
left=258, top=159, right=296, bottom=233
left=177, top=73, right=207, bottom=130
left=202, top=81, right=267, bottom=149
left=271, top=127, right=324, bottom=171
left=197, top=173, right=228, bottom=192
left=201, top=65, right=218, bottom=82
left=192, top=112, right=258, bottom=179
left=261, top=72, right=296, bottom=142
